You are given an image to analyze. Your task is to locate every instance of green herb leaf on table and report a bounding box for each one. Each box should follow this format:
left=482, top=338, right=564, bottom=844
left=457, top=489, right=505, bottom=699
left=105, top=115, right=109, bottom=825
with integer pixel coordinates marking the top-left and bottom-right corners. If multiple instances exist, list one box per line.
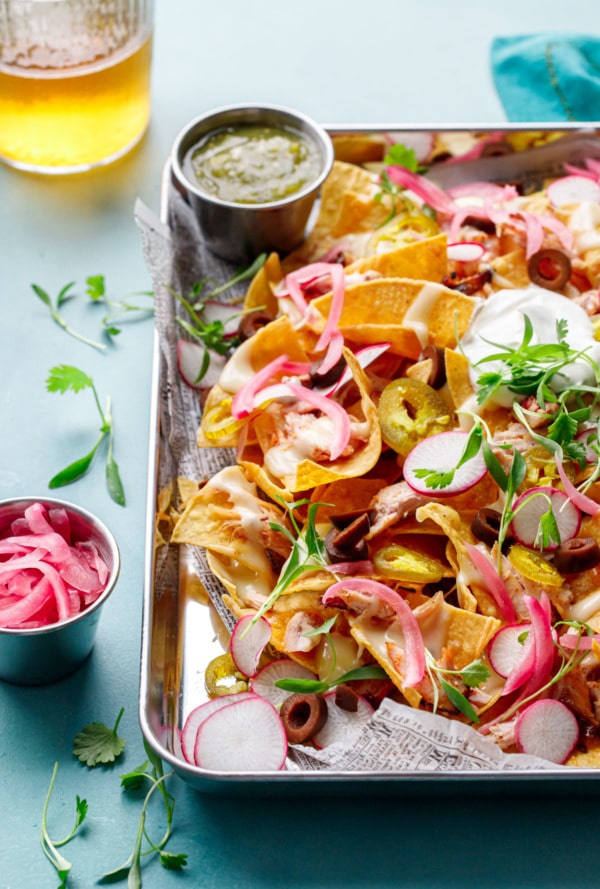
left=33, top=282, right=107, bottom=352
left=72, top=708, right=126, bottom=766
left=46, top=365, right=126, bottom=506
left=85, top=274, right=154, bottom=337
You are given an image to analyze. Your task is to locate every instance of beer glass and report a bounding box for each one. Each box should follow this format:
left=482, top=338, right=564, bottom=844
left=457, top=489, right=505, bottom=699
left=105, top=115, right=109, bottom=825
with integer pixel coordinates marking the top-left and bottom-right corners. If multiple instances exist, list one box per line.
left=0, top=0, right=153, bottom=174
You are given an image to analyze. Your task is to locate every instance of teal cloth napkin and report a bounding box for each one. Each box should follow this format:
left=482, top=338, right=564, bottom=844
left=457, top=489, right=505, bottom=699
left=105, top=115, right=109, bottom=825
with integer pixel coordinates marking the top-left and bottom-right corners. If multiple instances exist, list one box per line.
left=491, top=34, right=600, bottom=121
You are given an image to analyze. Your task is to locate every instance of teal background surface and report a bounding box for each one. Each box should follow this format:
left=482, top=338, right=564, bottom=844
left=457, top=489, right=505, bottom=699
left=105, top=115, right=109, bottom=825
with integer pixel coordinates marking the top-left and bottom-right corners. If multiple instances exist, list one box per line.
left=1, top=2, right=599, bottom=886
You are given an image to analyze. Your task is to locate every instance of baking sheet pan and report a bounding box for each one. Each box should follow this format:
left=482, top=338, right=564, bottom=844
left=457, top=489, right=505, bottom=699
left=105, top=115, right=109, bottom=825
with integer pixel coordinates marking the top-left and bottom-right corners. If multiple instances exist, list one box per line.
left=139, top=123, right=600, bottom=793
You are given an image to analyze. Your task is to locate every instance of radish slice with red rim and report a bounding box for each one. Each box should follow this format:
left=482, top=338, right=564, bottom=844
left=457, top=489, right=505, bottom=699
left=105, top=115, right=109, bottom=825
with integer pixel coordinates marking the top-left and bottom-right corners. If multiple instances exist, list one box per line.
left=312, top=690, right=374, bottom=749
left=230, top=614, right=272, bottom=678
left=177, top=339, right=226, bottom=390
left=547, top=175, right=600, bottom=207
left=447, top=241, right=485, bottom=263
left=250, top=659, right=317, bottom=708
left=403, top=430, right=487, bottom=497
left=488, top=623, right=532, bottom=679
left=180, top=692, right=255, bottom=764
left=510, top=486, right=580, bottom=550
left=194, top=694, right=288, bottom=771
left=514, top=699, right=579, bottom=764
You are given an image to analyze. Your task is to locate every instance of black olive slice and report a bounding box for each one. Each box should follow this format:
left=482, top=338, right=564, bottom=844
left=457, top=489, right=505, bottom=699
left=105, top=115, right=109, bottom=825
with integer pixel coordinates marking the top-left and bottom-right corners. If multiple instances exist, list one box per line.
left=325, top=528, right=368, bottom=563
left=527, top=248, right=571, bottom=291
left=334, top=683, right=359, bottom=712
left=237, top=309, right=276, bottom=342
left=553, top=538, right=600, bottom=574
left=471, top=508, right=503, bottom=547
left=418, top=344, right=446, bottom=389
left=309, top=353, right=346, bottom=389
left=480, top=140, right=515, bottom=158
left=279, top=693, right=328, bottom=744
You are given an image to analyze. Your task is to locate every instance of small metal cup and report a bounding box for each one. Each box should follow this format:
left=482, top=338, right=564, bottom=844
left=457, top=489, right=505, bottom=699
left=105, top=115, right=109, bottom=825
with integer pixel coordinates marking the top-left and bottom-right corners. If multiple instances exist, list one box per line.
left=170, top=103, right=334, bottom=264
left=0, top=497, right=120, bottom=685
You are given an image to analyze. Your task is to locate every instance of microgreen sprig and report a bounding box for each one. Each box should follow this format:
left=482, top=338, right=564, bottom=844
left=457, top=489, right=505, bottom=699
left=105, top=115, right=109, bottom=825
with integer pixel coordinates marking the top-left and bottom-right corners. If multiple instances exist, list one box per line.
left=99, top=741, right=187, bottom=887
left=41, top=763, right=88, bottom=889
left=425, top=653, right=491, bottom=724
left=274, top=615, right=388, bottom=694
left=33, top=282, right=107, bottom=352
left=374, top=143, right=427, bottom=226
left=46, top=365, right=125, bottom=506
left=250, top=499, right=330, bottom=625
left=85, top=274, right=154, bottom=337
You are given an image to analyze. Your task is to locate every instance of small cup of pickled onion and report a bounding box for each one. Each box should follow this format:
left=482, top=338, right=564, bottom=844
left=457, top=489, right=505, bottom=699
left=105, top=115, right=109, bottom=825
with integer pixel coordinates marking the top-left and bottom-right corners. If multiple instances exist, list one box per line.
left=0, top=496, right=120, bottom=685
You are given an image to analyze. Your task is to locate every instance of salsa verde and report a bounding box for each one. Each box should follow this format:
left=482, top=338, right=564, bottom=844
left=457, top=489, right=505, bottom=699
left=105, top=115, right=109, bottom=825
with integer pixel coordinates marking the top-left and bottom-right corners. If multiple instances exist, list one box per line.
left=185, top=124, right=322, bottom=204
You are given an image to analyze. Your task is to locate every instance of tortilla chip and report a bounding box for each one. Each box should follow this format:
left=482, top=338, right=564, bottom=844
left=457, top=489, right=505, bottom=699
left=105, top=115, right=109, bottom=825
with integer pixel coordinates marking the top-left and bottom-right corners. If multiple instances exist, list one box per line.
left=345, top=233, right=448, bottom=281
left=243, top=251, right=283, bottom=315
left=331, top=133, right=387, bottom=165
left=311, top=278, right=477, bottom=360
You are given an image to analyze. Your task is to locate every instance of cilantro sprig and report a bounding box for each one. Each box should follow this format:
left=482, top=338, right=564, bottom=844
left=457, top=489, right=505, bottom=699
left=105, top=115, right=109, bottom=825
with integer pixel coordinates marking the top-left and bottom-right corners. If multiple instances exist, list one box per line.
left=412, top=424, right=484, bottom=490
left=72, top=708, right=126, bottom=767
left=46, top=365, right=125, bottom=506
left=41, top=763, right=88, bottom=889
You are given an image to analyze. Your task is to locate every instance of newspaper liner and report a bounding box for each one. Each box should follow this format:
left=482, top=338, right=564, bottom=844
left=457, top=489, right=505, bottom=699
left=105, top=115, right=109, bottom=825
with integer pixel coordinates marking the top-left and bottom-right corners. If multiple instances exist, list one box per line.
left=134, top=174, right=570, bottom=774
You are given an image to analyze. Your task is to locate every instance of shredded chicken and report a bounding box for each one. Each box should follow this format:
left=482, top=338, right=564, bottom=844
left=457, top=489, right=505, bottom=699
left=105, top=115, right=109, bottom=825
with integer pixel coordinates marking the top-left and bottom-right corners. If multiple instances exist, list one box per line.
left=367, top=480, right=427, bottom=537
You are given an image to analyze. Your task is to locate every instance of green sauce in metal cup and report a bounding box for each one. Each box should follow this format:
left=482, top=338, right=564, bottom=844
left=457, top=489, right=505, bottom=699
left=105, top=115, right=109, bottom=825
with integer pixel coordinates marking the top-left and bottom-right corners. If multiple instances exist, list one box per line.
left=185, top=124, right=323, bottom=205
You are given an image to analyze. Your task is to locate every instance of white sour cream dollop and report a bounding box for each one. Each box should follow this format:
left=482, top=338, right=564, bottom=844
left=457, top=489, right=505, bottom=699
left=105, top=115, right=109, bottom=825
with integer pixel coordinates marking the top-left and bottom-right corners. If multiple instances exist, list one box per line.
left=459, top=286, right=600, bottom=409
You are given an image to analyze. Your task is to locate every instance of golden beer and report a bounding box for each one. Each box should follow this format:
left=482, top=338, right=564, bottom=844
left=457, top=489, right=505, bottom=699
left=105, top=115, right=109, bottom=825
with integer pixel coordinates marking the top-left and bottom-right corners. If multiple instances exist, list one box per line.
left=0, top=0, right=153, bottom=173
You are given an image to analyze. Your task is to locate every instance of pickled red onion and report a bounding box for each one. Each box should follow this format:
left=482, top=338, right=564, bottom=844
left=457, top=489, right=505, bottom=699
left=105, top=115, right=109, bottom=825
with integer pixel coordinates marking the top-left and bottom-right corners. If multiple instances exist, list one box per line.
left=384, top=166, right=456, bottom=216
left=257, top=382, right=351, bottom=460
left=555, top=454, right=600, bottom=517
left=322, top=578, right=425, bottom=687
left=465, top=544, right=516, bottom=623
left=283, top=262, right=344, bottom=315
left=230, top=355, right=310, bottom=419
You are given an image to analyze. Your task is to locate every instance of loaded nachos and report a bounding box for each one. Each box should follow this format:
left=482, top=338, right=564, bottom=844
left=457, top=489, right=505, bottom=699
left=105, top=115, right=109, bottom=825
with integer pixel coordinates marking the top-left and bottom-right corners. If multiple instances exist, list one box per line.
left=167, top=129, right=600, bottom=770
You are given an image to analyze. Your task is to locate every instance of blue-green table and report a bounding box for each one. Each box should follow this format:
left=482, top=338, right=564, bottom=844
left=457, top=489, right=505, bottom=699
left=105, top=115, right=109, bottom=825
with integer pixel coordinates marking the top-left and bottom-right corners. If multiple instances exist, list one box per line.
left=1, top=2, right=598, bottom=886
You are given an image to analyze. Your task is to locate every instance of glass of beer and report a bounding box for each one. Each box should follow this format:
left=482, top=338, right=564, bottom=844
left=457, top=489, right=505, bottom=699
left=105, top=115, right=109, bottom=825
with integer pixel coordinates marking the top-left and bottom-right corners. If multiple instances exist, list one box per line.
left=0, top=0, right=153, bottom=174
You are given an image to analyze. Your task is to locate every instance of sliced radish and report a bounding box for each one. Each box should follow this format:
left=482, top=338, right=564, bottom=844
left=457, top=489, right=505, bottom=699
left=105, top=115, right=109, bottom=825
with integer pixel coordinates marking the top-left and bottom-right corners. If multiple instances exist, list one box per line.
left=510, top=486, right=581, bottom=550
left=250, top=659, right=317, bottom=708
left=447, top=241, right=485, bottom=264
left=514, top=699, right=579, bottom=764
left=547, top=175, right=600, bottom=208
left=177, top=339, right=227, bottom=390
left=230, top=614, right=272, bottom=678
left=312, top=690, right=374, bottom=749
left=180, top=691, right=255, bottom=764
left=403, top=430, right=487, bottom=497
left=488, top=623, right=532, bottom=678
left=575, top=425, right=599, bottom=463
left=194, top=694, right=287, bottom=771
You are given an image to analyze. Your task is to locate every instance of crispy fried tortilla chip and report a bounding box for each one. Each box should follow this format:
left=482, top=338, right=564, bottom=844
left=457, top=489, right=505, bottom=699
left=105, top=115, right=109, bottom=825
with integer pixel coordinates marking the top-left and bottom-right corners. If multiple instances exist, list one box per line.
left=243, top=251, right=283, bottom=315
left=172, top=466, right=289, bottom=611
left=331, top=133, right=387, bottom=165
left=311, top=278, right=477, bottom=360
left=345, top=233, right=448, bottom=281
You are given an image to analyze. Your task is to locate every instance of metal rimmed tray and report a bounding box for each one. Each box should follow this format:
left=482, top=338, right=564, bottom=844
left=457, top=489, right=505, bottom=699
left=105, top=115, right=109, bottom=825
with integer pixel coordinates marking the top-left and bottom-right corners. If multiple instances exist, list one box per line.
left=139, top=123, right=600, bottom=794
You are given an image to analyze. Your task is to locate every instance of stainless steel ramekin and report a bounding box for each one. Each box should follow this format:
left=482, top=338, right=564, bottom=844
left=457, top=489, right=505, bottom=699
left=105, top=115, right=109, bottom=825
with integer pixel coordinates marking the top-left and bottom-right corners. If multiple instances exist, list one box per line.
left=0, top=497, right=120, bottom=685
left=170, top=103, right=334, bottom=264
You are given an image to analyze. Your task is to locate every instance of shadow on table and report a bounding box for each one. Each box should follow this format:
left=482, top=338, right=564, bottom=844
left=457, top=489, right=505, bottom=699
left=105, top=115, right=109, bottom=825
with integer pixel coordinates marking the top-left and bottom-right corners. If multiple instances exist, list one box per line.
left=180, top=784, right=593, bottom=889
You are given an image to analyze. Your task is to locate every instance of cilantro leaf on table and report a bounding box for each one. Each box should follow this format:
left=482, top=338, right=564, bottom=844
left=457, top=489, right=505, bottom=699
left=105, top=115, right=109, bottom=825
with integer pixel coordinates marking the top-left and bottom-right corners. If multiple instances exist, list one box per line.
left=72, top=707, right=126, bottom=766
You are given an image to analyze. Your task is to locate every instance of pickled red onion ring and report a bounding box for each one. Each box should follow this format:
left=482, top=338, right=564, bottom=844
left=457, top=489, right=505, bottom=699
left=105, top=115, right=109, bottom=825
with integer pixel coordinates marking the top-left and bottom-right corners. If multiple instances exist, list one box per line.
left=555, top=454, right=600, bottom=517
left=231, top=355, right=311, bottom=419
left=322, top=578, right=425, bottom=687
left=465, top=544, right=516, bottom=623
left=384, top=165, right=456, bottom=216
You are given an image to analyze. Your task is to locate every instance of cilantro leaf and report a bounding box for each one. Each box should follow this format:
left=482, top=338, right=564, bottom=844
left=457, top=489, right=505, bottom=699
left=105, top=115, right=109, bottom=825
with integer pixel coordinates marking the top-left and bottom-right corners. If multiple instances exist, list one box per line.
left=460, top=659, right=491, bottom=688
left=383, top=143, right=419, bottom=172
left=46, top=364, right=93, bottom=395
left=72, top=708, right=126, bottom=766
